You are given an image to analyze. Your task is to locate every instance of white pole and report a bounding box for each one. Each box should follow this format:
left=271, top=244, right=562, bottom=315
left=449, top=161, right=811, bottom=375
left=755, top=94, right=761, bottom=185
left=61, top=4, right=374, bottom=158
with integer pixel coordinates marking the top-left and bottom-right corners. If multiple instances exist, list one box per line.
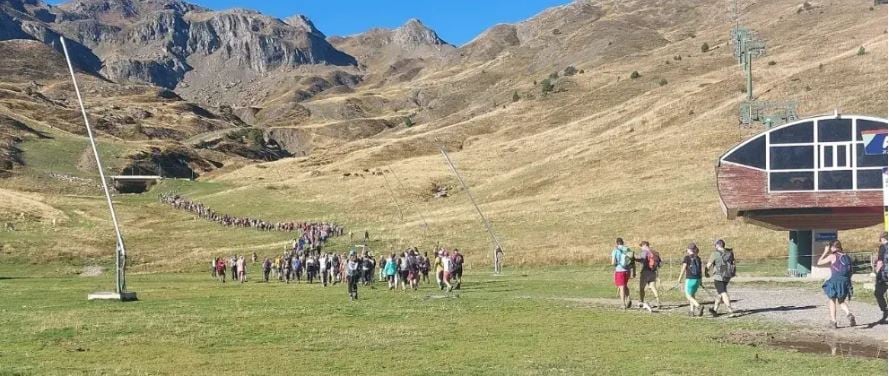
left=60, top=38, right=127, bottom=294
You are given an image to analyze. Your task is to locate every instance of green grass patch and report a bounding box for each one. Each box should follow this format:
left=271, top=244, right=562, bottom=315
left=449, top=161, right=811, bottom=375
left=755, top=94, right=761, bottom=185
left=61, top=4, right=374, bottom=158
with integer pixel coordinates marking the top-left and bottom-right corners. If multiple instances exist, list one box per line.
left=0, top=265, right=883, bottom=375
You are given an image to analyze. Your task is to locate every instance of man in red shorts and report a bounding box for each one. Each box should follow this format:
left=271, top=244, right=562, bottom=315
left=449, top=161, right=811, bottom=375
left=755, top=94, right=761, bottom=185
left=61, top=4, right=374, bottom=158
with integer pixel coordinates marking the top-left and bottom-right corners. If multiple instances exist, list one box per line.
left=611, top=238, right=634, bottom=309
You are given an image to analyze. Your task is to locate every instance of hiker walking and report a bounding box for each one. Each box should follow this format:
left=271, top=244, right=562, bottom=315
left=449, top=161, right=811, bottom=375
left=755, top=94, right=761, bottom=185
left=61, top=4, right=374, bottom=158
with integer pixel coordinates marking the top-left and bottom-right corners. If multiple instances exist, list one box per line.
left=440, top=250, right=454, bottom=292
left=637, top=241, right=661, bottom=311
left=705, top=239, right=735, bottom=317
left=611, top=238, right=634, bottom=309
left=677, top=243, right=704, bottom=317
left=875, top=232, right=888, bottom=324
left=237, top=255, right=246, bottom=283
left=262, top=257, right=272, bottom=282
left=419, top=252, right=430, bottom=284
left=385, top=253, right=398, bottom=290
left=347, top=252, right=361, bottom=301
left=215, top=258, right=227, bottom=284
left=817, top=240, right=856, bottom=328
left=453, top=249, right=464, bottom=290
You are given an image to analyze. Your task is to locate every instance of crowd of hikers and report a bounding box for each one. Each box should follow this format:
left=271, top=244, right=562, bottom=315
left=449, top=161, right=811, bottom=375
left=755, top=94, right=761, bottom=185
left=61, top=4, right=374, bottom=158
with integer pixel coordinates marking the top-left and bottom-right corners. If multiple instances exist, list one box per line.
left=211, top=245, right=466, bottom=301
left=159, top=193, right=344, bottom=237
left=610, top=232, right=889, bottom=328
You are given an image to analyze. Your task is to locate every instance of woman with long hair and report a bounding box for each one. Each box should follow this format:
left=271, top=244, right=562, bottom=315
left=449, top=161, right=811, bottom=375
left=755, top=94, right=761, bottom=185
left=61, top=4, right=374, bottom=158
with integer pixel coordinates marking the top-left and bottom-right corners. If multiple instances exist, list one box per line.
left=817, top=240, right=856, bottom=328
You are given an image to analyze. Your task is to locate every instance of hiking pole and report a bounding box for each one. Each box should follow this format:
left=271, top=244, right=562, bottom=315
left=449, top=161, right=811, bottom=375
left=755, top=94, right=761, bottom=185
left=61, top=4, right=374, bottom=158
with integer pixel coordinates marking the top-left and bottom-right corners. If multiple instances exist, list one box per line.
left=699, top=283, right=718, bottom=300
left=666, top=281, right=681, bottom=292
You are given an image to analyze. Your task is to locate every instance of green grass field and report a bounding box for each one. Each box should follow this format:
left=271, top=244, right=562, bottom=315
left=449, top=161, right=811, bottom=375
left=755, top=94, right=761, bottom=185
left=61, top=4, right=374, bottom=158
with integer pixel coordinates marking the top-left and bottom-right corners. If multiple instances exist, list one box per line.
left=0, top=265, right=884, bottom=375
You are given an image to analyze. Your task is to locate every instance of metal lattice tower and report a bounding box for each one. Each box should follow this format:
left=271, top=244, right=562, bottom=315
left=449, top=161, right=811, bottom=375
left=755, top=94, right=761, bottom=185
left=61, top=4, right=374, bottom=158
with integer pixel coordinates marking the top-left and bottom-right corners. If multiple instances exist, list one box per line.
left=729, top=1, right=798, bottom=128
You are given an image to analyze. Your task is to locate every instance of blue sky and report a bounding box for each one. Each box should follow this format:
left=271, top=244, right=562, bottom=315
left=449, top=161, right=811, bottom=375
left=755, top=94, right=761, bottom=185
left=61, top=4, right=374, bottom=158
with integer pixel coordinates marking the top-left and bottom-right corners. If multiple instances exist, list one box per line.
left=48, top=0, right=572, bottom=45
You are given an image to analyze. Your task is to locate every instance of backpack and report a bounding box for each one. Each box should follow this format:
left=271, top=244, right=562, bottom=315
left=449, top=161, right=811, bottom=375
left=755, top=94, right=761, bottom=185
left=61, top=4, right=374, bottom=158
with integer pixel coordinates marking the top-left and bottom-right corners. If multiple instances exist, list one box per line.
left=831, top=252, right=853, bottom=278
left=687, top=256, right=701, bottom=277
left=646, top=250, right=661, bottom=271
left=455, top=254, right=464, bottom=266
left=618, top=248, right=634, bottom=269
left=714, top=249, right=736, bottom=279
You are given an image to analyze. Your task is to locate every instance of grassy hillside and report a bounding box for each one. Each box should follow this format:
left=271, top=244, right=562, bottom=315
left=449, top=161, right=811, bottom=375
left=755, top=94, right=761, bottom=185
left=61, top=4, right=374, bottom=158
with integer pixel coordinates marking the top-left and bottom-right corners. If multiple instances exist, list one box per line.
left=0, top=0, right=886, bottom=270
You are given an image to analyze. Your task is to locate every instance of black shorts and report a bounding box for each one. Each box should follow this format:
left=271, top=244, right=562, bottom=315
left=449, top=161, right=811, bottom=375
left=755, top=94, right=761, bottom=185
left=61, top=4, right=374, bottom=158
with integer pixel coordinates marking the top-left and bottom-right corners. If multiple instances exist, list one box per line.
left=639, top=269, right=657, bottom=287
left=454, top=267, right=463, bottom=278
left=714, top=280, right=730, bottom=294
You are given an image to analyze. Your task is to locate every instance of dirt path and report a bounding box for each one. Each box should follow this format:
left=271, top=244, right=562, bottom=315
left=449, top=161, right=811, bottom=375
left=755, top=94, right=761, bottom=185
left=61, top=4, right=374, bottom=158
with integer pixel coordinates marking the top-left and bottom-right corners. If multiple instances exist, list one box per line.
left=540, top=285, right=888, bottom=346
left=726, top=287, right=887, bottom=344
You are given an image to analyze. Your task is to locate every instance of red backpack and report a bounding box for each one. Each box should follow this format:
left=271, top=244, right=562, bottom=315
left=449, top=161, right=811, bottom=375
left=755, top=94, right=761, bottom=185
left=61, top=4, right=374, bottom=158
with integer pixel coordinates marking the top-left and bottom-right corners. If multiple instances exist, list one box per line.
left=647, top=250, right=661, bottom=271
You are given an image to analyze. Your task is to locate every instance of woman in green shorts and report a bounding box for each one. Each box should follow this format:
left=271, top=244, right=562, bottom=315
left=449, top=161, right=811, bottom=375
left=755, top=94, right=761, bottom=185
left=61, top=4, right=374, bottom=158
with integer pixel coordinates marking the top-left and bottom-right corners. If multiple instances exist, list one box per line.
left=677, top=243, right=704, bottom=317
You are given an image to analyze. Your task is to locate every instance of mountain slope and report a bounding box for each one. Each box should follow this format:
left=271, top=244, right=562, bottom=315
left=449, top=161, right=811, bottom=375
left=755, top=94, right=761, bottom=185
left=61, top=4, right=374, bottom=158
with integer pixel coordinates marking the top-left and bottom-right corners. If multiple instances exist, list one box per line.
left=0, top=0, right=886, bottom=269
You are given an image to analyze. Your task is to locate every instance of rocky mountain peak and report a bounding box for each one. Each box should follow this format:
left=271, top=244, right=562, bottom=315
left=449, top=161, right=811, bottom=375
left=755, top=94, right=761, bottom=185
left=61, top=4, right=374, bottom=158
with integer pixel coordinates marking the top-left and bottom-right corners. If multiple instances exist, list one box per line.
left=284, top=14, right=324, bottom=37
left=58, top=0, right=204, bottom=22
left=392, top=18, right=450, bottom=48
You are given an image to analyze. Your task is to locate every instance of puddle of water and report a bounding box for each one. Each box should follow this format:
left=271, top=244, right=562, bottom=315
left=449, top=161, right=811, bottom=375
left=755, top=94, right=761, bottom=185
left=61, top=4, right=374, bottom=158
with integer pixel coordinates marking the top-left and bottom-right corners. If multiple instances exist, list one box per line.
left=771, top=339, right=887, bottom=360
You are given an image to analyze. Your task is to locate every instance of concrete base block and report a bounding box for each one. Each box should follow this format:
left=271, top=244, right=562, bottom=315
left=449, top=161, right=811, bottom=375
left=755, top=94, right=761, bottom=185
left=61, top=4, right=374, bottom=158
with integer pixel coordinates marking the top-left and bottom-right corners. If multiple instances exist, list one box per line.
left=88, top=291, right=138, bottom=301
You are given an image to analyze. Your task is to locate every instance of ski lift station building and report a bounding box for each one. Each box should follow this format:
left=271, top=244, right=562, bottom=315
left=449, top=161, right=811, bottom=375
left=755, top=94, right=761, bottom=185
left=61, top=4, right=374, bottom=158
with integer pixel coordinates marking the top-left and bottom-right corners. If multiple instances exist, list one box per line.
left=716, top=113, right=888, bottom=278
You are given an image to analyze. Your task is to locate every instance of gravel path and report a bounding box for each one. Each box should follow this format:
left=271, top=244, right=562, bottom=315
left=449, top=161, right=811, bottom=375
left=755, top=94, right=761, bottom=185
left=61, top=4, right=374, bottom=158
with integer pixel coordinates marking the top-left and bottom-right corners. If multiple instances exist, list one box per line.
left=721, top=286, right=887, bottom=344
left=543, top=285, right=887, bottom=346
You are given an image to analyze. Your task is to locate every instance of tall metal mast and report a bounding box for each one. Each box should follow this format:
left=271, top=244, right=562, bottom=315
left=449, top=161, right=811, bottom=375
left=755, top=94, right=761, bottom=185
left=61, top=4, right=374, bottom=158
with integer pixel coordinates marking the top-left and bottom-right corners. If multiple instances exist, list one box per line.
left=438, top=146, right=503, bottom=272
left=60, top=37, right=135, bottom=301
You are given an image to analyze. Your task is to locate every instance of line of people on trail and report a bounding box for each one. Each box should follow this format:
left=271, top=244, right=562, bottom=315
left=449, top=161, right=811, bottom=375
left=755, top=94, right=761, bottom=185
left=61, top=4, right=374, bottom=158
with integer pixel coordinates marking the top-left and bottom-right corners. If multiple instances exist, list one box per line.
left=611, top=232, right=889, bottom=329
left=159, top=193, right=344, bottom=237
left=379, top=247, right=465, bottom=292
left=211, top=245, right=467, bottom=301
left=611, top=237, right=737, bottom=317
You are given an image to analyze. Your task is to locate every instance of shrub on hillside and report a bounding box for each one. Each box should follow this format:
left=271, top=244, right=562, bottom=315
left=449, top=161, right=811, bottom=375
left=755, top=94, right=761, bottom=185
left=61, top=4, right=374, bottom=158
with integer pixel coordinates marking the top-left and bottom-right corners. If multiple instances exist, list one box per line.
left=701, top=42, right=710, bottom=53
left=630, top=71, right=641, bottom=79
left=404, top=117, right=414, bottom=128
left=658, top=78, right=668, bottom=86
left=541, top=79, right=554, bottom=94
left=512, top=91, right=520, bottom=102
left=858, top=46, right=866, bottom=56
left=564, top=66, right=578, bottom=76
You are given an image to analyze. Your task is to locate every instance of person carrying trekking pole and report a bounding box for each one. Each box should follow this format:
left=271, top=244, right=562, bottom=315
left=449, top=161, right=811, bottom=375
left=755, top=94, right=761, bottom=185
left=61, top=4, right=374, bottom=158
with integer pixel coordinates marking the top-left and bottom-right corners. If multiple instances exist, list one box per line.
left=677, top=243, right=704, bottom=317
left=818, top=240, right=856, bottom=329
left=705, top=239, right=736, bottom=317
left=637, top=241, right=661, bottom=312
left=611, top=238, right=634, bottom=309
left=874, top=232, right=888, bottom=324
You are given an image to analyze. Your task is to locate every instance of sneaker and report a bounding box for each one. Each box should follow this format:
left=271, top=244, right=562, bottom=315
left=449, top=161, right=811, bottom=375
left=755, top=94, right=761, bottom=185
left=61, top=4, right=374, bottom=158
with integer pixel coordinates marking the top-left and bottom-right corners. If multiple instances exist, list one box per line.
left=827, top=321, right=837, bottom=329
left=626, top=300, right=633, bottom=309
left=687, top=310, right=695, bottom=317
left=708, top=308, right=718, bottom=317
left=642, top=303, right=653, bottom=313
left=847, top=314, right=856, bottom=327
left=697, top=305, right=705, bottom=317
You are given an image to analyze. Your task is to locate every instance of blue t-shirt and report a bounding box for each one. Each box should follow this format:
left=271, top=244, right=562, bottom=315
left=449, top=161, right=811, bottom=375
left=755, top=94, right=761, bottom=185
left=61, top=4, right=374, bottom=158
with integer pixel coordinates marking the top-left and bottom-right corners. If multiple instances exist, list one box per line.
left=612, top=246, right=628, bottom=272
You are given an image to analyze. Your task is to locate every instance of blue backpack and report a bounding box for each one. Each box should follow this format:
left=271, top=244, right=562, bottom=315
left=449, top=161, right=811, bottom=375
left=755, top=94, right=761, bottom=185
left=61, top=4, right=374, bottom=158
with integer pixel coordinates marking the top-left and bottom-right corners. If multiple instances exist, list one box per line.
left=831, top=252, right=853, bottom=278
